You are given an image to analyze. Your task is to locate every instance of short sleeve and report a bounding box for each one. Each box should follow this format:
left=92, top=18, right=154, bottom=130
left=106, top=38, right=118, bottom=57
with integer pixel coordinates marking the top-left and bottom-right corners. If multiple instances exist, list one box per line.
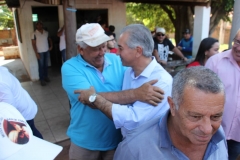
left=166, top=39, right=174, bottom=50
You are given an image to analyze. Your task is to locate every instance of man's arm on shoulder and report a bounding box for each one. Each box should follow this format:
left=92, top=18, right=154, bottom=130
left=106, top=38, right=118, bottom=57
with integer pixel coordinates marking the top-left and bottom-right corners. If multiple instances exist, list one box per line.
left=99, top=79, right=164, bottom=106
left=112, top=78, right=172, bottom=129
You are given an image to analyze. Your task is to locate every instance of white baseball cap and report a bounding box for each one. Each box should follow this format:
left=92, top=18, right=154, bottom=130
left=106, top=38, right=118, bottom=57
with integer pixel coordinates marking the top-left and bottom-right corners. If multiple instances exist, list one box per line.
left=156, top=27, right=166, bottom=34
left=0, top=102, right=62, bottom=160
left=76, top=23, right=110, bottom=47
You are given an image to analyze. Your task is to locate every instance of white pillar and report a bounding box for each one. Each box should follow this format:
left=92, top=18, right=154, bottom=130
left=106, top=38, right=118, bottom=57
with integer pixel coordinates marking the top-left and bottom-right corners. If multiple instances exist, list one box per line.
left=229, top=0, right=240, bottom=48
left=192, top=6, right=211, bottom=57
left=58, top=5, right=64, bottom=27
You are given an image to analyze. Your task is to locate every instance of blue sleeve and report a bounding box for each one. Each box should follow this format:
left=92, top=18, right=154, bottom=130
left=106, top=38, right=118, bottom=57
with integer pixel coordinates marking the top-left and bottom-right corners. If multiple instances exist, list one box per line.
left=178, top=40, right=183, bottom=47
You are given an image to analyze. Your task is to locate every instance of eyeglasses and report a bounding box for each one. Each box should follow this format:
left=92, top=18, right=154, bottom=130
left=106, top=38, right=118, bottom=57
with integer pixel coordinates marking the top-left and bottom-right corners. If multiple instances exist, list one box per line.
left=233, top=39, right=240, bottom=46
left=156, top=33, right=165, bottom=37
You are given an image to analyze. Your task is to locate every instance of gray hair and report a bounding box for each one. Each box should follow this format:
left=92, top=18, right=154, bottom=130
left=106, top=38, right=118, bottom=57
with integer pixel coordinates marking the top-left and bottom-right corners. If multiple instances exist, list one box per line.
left=172, top=66, right=225, bottom=110
left=77, top=41, right=88, bottom=49
left=120, top=24, right=154, bottom=57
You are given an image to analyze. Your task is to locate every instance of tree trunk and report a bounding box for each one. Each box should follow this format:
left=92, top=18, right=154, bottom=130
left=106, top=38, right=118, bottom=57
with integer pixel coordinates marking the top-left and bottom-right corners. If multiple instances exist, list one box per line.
left=161, top=5, right=194, bottom=45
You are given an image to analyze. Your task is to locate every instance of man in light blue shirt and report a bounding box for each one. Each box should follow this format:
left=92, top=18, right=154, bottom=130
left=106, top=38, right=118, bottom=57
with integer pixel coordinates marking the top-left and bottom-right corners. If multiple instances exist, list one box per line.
left=62, top=23, right=165, bottom=160
left=114, top=67, right=228, bottom=160
left=76, top=24, right=173, bottom=137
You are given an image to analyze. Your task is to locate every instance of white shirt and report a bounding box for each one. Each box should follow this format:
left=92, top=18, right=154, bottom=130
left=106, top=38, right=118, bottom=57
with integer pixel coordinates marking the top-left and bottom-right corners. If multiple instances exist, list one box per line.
left=58, top=28, right=66, bottom=51
left=0, top=67, right=37, bottom=120
left=112, top=57, right=173, bottom=137
left=31, top=29, right=49, bottom=53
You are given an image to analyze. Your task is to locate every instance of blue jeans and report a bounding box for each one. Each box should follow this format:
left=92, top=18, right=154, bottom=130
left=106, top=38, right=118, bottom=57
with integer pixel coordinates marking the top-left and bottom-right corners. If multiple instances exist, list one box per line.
left=61, top=49, right=66, bottom=62
left=227, top=140, right=240, bottom=160
left=27, top=119, right=43, bottom=139
left=37, top=51, right=49, bottom=81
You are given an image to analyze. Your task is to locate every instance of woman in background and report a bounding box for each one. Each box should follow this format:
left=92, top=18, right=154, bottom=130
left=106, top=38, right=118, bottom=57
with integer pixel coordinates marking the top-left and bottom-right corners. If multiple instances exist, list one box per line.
left=187, top=37, right=219, bottom=68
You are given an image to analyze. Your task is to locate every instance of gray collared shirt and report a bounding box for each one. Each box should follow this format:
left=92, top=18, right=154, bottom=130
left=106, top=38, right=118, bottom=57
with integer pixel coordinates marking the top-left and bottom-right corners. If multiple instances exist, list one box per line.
left=114, top=110, right=228, bottom=160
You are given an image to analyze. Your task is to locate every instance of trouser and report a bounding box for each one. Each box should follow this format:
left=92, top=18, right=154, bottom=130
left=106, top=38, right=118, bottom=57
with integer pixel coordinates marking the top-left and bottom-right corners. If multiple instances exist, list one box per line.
left=37, top=51, right=49, bottom=81
left=227, top=140, right=240, bottom=160
left=69, top=142, right=115, bottom=160
left=27, top=119, right=43, bottom=139
left=61, top=49, right=66, bottom=62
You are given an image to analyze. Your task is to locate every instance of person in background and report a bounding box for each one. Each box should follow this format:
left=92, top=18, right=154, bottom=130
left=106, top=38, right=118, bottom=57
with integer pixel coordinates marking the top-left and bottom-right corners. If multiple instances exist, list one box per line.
left=177, top=29, right=193, bottom=59
left=31, top=21, right=52, bottom=86
left=153, top=27, right=187, bottom=65
left=105, top=32, right=118, bottom=54
left=61, top=23, right=164, bottom=160
left=187, top=37, right=219, bottom=68
left=108, top=25, right=116, bottom=39
left=57, top=25, right=66, bottom=63
left=114, top=66, right=227, bottom=160
left=205, top=29, right=240, bottom=160
left=98, top=20, right=109, bottom=32
left=0, top=66, right=43, bottom=139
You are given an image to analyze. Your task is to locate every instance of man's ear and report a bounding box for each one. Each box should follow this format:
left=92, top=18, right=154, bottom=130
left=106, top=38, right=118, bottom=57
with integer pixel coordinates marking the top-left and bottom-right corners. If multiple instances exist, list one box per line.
left=78, top=45, right=83, bottom=55
left=136, top=46, right=143, bottom=57
left=168, top=97, right=176, bottom=116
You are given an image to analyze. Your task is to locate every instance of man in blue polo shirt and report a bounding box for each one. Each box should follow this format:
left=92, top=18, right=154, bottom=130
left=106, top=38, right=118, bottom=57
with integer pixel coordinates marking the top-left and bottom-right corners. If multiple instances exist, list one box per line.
left=178, top=29, right=193, bottom=59
left=61, top=23, right=164, bottom=160
left=113, top=67, right=228, bottom=160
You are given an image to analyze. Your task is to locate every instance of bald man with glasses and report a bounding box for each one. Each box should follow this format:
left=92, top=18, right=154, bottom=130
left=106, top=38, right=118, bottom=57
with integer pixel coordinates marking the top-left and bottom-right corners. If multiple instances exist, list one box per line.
left=153, top=27, right=187, bottom=65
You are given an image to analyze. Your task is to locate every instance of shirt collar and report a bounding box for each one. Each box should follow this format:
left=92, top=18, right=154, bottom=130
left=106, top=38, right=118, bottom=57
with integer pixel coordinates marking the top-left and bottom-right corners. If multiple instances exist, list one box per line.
left=130, top=56, right=158, bottom=79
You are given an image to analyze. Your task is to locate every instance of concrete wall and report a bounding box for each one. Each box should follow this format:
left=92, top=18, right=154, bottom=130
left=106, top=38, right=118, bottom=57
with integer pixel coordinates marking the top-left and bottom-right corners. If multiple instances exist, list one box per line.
left=15, top=0, right=126, bottom=81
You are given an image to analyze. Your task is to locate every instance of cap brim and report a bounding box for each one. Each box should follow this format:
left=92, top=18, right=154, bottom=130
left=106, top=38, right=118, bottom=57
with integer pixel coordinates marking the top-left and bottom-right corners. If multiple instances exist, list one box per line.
left=5, top=136, right=62, bottom=160
left=84, top=34, right=110, bottom=47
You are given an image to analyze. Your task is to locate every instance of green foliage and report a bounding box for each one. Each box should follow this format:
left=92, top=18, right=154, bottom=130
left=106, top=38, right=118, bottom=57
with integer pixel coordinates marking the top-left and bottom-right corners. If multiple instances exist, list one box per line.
left=126, top=3, right=174, bottom=32
left=0, top=5, right=14, bottom=29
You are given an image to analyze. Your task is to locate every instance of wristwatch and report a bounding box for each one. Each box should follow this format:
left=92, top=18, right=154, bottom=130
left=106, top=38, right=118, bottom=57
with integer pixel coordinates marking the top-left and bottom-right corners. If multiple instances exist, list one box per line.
left=89, top=93, right=97, bottom=103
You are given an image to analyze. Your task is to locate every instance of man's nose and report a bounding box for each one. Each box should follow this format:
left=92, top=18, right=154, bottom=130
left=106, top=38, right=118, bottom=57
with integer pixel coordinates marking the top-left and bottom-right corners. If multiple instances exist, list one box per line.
left=199, top=118, right=212, bottom=135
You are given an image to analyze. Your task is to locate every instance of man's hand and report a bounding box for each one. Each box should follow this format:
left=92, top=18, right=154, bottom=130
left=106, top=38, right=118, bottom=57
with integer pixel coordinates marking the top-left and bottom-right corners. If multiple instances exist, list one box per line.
left=183, top=57, right=188, bottom=62
left=134, top=80, right=164, bottom=106
left=74, top=86, right=97, bottom=109
left=36, top=53, right=40, bottom=59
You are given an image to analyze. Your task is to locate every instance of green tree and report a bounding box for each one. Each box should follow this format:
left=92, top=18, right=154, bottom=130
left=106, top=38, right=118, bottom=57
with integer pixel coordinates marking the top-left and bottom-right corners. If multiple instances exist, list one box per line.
left=126, top=0, right=234, bottom=44
left=126, top=3, right=174, bottom=32
left=0, top=5, right=14, bottom=29
left=161, top=0, right=234, bottom=44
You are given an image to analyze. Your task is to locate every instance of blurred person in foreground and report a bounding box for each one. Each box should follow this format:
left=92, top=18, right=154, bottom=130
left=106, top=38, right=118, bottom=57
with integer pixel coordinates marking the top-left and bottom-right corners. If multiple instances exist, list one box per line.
left=205, top=28, right=240, bottom=160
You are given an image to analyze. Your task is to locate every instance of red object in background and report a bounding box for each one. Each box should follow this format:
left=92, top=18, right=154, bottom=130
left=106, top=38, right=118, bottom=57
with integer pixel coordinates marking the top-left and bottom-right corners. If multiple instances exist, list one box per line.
left=110, top=48, right=118, bottom=54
